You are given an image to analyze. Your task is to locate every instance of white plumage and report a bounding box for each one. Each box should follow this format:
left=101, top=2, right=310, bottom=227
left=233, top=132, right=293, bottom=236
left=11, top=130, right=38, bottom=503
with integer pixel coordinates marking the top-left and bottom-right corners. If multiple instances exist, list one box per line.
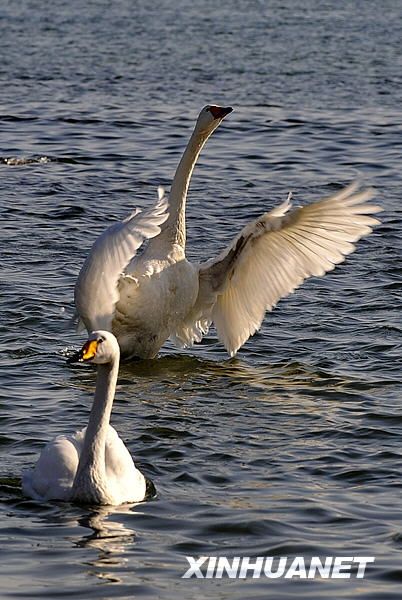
left=22, top=331, right=149, bottom=505
left=181, top=182, right=380, bottom=356
left=75, top=187, right=169, bottom=333
left=74, top=106, right=381, bottom=359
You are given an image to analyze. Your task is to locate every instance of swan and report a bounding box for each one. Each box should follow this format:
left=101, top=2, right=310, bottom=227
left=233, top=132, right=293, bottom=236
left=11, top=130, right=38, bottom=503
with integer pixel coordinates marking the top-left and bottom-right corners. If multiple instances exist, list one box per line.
left=22, top=331, right=153, bottom=505
left=74, top=106, right=381, bottom=359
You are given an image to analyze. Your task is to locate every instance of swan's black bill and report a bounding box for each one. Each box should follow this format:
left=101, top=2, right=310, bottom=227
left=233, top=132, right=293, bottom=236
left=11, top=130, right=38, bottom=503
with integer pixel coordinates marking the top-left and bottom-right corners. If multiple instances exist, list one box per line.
left=210, top=106, right=233, bottom=120
left=67, top=349, right=84, bottom=364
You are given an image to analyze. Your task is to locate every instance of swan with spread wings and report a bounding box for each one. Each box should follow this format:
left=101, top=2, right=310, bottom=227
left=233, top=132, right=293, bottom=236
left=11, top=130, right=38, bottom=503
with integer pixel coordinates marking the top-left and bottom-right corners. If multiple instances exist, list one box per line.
left=74, top=106, right=381, bottom=359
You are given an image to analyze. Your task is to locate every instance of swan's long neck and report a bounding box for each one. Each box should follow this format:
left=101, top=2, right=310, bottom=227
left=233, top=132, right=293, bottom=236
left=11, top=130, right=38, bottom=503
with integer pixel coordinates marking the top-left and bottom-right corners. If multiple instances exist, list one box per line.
left=160, top=128, right=211, bottom=249
left=72, top=356, right=119, bottom=502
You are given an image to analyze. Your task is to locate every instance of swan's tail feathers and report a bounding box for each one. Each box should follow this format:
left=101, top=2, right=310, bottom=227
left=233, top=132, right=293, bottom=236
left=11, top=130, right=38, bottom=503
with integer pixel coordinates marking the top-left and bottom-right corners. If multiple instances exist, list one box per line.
left=178, top=181, right=381, bottom=357
left=74, top=188, right=169, bottom=333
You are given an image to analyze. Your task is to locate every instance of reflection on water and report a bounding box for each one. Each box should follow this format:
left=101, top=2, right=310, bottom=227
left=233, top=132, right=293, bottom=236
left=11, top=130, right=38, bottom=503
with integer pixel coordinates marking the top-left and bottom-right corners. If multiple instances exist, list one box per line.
left=0, top=485, right=151, bottom=593
left=74, top=505, right=139, bottom=585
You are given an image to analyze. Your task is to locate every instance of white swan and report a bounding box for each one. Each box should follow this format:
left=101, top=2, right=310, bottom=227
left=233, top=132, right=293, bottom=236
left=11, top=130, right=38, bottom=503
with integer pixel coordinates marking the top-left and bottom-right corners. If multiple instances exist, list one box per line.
left=22, top=331, right=152, bottom=505
left=74, top=106, right=381, bottom=359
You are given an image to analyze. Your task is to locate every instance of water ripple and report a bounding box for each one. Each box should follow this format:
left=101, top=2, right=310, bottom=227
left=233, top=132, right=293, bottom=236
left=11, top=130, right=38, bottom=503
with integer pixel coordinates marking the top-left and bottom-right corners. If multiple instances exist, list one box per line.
left=0, top=1, right=401, bottom=599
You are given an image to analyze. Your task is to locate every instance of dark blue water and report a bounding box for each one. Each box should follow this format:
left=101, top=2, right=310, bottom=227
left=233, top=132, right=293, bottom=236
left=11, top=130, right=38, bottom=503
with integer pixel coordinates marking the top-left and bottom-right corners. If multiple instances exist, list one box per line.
left=1, top=1, right=401, bottom=598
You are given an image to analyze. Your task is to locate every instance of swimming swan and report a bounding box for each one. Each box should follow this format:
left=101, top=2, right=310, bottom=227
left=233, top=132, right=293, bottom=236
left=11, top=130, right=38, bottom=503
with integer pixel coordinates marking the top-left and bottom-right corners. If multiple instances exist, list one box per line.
left=74, top=106, right=381, bottom=359
left=22, top=331, right=151, bottom=505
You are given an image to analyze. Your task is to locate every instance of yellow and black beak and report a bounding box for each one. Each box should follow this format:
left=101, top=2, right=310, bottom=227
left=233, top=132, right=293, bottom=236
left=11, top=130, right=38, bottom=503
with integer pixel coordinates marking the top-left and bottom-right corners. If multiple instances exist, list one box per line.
left=67, top=339, right=98, bottom=364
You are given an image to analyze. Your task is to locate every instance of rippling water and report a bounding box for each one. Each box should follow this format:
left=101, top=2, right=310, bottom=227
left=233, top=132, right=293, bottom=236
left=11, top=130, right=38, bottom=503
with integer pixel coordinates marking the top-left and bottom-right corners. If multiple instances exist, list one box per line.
left=1, top=1, right=401, bottom=598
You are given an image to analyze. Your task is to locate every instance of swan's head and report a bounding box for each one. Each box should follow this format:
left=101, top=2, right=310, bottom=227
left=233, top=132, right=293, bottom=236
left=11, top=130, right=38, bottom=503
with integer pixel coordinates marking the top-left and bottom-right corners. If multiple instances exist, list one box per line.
left=195, top=105, right=233, bottom=135
left=68, top=330, right=120, bottom=365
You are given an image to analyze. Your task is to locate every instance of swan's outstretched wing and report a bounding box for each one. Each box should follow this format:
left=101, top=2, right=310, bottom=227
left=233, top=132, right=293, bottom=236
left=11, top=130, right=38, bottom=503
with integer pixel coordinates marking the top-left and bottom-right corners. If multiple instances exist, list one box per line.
left=75, top=188, right=169, bottom=332
left=174, top=182, right=381, bottom=356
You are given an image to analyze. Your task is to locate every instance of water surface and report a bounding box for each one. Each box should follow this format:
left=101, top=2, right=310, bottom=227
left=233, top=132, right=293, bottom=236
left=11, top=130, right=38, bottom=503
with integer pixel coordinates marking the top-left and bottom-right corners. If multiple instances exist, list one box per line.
left=0, top=1, right=401, bottom=598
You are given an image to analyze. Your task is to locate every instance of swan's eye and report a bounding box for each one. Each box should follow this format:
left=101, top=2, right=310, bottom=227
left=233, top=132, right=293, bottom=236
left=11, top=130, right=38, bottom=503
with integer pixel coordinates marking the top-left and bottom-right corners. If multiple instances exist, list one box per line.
left=98, top=337, right=105, bottom=344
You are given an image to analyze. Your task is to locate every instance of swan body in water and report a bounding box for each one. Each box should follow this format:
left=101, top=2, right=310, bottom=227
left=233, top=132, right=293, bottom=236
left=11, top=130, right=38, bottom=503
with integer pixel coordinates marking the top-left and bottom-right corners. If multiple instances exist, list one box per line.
left=23, top=331, right=150, bottom=505
left=74, top=106, right=381, bottom=359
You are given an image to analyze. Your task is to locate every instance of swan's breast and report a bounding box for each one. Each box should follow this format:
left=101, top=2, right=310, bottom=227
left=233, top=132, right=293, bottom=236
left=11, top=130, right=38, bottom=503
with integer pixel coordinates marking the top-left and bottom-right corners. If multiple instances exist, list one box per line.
left=113, top=258, right=199, bottom=357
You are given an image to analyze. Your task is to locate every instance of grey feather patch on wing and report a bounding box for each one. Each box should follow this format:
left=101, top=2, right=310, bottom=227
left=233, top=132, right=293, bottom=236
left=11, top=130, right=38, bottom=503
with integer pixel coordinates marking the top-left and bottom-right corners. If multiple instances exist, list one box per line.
left=174, top=181, right=381, bottom=357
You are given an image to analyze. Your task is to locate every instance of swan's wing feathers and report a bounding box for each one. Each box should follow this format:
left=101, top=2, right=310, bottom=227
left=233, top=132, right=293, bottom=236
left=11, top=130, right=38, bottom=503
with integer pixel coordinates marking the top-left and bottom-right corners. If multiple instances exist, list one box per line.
left=74, top=189, right=169, bottom=332
left=192, top=182, right=381, bottom=356
left=22, top=435, right=80, bottom=501
left=104, top=426, right=147, bottom=503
